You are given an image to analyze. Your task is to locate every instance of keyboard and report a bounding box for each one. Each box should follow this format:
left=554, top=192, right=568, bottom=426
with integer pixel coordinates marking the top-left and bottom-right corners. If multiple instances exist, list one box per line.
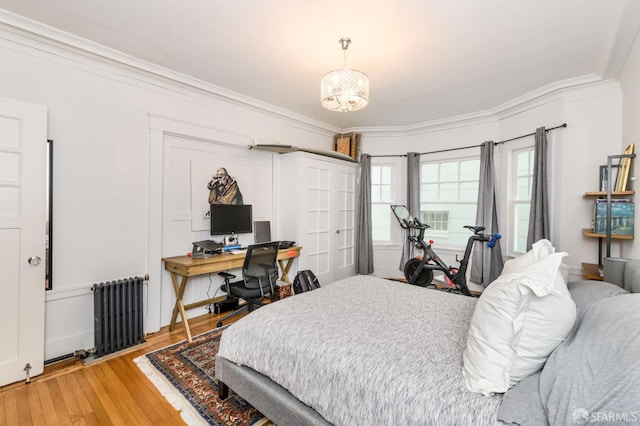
left=278, top=241, right=295, bottom=249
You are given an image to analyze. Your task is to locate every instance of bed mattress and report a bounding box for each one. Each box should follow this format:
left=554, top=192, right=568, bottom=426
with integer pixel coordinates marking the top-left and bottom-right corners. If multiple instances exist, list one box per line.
left=217, top=275, right=502, bottom=425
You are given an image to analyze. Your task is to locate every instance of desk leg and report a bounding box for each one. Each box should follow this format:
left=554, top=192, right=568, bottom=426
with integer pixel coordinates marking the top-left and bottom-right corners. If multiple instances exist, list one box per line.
left=278, top=258, right=295, bottom=283
left=169, top=272, right=193, bottom=343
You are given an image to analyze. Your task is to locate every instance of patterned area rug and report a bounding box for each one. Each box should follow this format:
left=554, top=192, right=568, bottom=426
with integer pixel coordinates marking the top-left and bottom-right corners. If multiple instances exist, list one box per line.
left=134, top=326, right=267, bottom=425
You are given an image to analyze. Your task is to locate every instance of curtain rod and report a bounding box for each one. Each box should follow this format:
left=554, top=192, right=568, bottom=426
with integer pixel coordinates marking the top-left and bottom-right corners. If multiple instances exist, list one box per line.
left=368, top=123, right=567, bottom=158
left=495, top=123, right=567, bottom=145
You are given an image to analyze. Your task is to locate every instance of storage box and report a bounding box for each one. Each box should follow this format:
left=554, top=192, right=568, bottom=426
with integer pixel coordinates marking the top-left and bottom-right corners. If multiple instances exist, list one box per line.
left=593, top=200, right=634, bottom=236
left=272, top=281, right=293, bottom=301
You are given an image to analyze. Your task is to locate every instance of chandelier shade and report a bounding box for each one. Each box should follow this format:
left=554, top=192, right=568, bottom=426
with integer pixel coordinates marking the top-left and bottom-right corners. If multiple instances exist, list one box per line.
left=320, top=38, right=369, bottom=112
left=321, top=69, right=369, bottom=112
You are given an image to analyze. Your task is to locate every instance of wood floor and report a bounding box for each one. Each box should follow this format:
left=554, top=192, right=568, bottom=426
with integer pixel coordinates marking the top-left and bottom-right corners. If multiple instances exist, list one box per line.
left=0, top=311, right=236, bottom=426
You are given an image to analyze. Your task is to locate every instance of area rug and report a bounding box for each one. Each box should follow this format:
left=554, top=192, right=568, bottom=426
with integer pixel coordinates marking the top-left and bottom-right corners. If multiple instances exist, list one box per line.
left=134, top=326, right=268, bottom=425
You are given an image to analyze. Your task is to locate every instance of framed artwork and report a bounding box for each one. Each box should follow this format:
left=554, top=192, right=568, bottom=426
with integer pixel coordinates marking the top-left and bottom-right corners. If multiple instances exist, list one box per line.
left=332, top=132, right=361, bottom=161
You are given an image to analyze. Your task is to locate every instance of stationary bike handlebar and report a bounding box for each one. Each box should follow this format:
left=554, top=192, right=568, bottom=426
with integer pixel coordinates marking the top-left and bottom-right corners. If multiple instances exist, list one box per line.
left=401, top=217, right=429, bottom=230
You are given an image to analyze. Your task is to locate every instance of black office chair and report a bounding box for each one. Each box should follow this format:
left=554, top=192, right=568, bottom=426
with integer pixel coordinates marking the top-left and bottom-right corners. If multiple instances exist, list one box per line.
left=216, top=242, right=280, bottom=327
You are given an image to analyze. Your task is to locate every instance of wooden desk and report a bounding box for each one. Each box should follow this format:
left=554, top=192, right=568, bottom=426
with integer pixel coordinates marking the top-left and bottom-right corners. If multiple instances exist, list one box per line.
left=162, top=246, right=301, bottom=342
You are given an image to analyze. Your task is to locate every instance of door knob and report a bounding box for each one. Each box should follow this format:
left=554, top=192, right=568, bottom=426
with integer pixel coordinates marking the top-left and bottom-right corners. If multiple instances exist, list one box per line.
left=28, top=256, right=41, bottom=265
left=336, top=230, right=341, bottom=234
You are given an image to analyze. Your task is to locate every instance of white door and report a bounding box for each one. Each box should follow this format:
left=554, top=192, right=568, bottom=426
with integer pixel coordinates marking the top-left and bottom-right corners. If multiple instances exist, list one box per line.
left=303, top=160, right=333, bottom=284
left=297, top=158, right=357, bottom=284
left=333, top=164, right=357, bottom=281
left=0, top=97, right=47, bottom=386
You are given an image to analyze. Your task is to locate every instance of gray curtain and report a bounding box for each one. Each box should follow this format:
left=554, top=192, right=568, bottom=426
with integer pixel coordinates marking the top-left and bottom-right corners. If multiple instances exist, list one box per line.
left=399, top=152, right=421, bottom=270
left=526, top=127, right=550, bottom=250
left=471, top=141, right=504, bottom=287
left=356, top=154, right=374, bottom=274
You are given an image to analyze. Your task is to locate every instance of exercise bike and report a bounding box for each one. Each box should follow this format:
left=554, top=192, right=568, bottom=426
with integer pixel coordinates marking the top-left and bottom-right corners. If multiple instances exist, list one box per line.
left=391, top=205, right=501, bottom=297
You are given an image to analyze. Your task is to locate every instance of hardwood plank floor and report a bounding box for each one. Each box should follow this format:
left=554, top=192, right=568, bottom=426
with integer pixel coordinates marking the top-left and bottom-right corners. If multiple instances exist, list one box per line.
left=0, top=311, right=238, bottom=425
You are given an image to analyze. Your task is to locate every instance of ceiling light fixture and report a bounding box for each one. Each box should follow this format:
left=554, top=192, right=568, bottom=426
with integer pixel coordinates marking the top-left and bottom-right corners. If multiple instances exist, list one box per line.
left=320, top=37, right=369, bottom=112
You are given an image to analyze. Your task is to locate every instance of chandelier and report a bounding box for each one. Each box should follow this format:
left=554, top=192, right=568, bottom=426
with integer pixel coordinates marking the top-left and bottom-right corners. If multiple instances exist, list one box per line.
left=320, top=37, right=369, bottom=112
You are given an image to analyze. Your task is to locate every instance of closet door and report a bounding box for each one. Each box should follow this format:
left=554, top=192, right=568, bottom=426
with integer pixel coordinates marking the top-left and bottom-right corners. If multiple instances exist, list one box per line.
left=303, top=160, right=333, bottom=285
left=277, top=152, right=358, bottom=285
left=333, top=163, right=357, bottom=281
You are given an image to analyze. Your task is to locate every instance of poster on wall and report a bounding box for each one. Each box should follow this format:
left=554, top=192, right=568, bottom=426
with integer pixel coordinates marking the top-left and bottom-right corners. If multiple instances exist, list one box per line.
left=190, top=157, right=253, bottom=231
left=206, top=167, right=244, bottom=206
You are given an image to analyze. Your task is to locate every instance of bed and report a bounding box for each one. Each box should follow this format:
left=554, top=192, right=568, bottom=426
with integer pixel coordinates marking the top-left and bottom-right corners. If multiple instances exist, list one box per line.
left=217, top=275, right=502, bottom=425
left=216, top=260, right=640, bottom=426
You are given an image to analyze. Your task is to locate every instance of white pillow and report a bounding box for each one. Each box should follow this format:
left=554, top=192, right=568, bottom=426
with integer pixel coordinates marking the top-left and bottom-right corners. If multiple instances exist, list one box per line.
left=502, top=238, right=570, bottom=289
left=501, top=239, right=556, bottom=275
left=462, top=251, right=576, bottom=395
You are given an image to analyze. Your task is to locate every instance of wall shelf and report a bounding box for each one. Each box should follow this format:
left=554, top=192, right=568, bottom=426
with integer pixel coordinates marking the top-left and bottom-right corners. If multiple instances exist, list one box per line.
left=581, top=152, right=635, bottom=276
left=581, top=228, right=634, bottom=240
left=581, top=262, right=603, bottom=281
left=583, top=190, right=634, bottom=197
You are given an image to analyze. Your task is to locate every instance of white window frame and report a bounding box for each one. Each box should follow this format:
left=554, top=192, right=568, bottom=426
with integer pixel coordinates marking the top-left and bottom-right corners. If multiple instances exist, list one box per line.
left=509, top=146, right=535, bottom=255
left=370, top=157, right=404, bottom=245
left=497, top=129, right=559, bottom=259
left=419, top=152, right=480, bottom=249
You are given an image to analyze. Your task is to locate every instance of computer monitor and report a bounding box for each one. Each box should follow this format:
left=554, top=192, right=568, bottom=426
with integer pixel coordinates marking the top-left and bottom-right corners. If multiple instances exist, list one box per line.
left=254, top=220, right=271, bottom=244
left=210, top=204, right=253, bottom=235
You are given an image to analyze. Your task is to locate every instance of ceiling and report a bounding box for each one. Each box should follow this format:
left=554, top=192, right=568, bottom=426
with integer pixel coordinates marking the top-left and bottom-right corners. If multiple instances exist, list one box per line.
left=0, top=0, right=634, bottom=129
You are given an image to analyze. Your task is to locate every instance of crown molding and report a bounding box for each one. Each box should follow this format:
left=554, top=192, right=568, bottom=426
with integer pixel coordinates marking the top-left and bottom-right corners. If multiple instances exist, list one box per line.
left=492, top=74, right=601, bottom=118
left=0, top=9, right=338, bottom=136
left=0, top=9, right=623, bottom=138
left=353, top=75, right=617, bottom=137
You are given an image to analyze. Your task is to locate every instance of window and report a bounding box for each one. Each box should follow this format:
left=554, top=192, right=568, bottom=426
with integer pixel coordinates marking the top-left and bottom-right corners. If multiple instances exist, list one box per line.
left=421, top=211, right=449, bottom=231
left=371, top=163, right=394, bottom=242
left=420, top=157, right=479, bottom=246
left=511, top=148, right=535, bottom=254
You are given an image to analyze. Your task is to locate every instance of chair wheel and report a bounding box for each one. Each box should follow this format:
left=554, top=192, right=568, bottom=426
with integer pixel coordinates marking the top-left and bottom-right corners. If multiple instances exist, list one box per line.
left=217, top=322, right=223, bottom=327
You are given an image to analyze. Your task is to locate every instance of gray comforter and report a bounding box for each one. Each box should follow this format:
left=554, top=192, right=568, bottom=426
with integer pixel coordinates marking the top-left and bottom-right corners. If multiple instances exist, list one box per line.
left=217, top=275, right=502, bottom=425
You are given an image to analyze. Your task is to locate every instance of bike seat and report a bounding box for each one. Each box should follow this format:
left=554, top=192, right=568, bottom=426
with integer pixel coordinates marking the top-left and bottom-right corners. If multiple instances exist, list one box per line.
left=464, top=225, right=485, bottom=234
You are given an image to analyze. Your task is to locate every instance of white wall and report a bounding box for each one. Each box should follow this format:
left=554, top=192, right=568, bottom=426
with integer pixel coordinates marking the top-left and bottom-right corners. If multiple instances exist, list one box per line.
left=0, top=27, right=335, bottom=359
left=558, top=84, right=625, bottom=263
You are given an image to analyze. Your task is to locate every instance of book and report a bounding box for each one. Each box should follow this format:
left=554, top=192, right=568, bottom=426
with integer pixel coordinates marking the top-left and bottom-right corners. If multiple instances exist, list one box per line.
left=614, top=144, right=634, bottom=191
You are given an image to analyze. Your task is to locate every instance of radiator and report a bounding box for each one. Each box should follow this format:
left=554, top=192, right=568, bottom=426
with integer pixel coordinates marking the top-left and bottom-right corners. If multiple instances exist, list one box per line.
left=92, top=277, right=145, bottom=357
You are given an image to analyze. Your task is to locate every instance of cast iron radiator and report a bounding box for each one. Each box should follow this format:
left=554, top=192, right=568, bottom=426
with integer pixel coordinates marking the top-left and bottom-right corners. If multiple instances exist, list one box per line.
left=92, top=277, right=145, bottom=357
